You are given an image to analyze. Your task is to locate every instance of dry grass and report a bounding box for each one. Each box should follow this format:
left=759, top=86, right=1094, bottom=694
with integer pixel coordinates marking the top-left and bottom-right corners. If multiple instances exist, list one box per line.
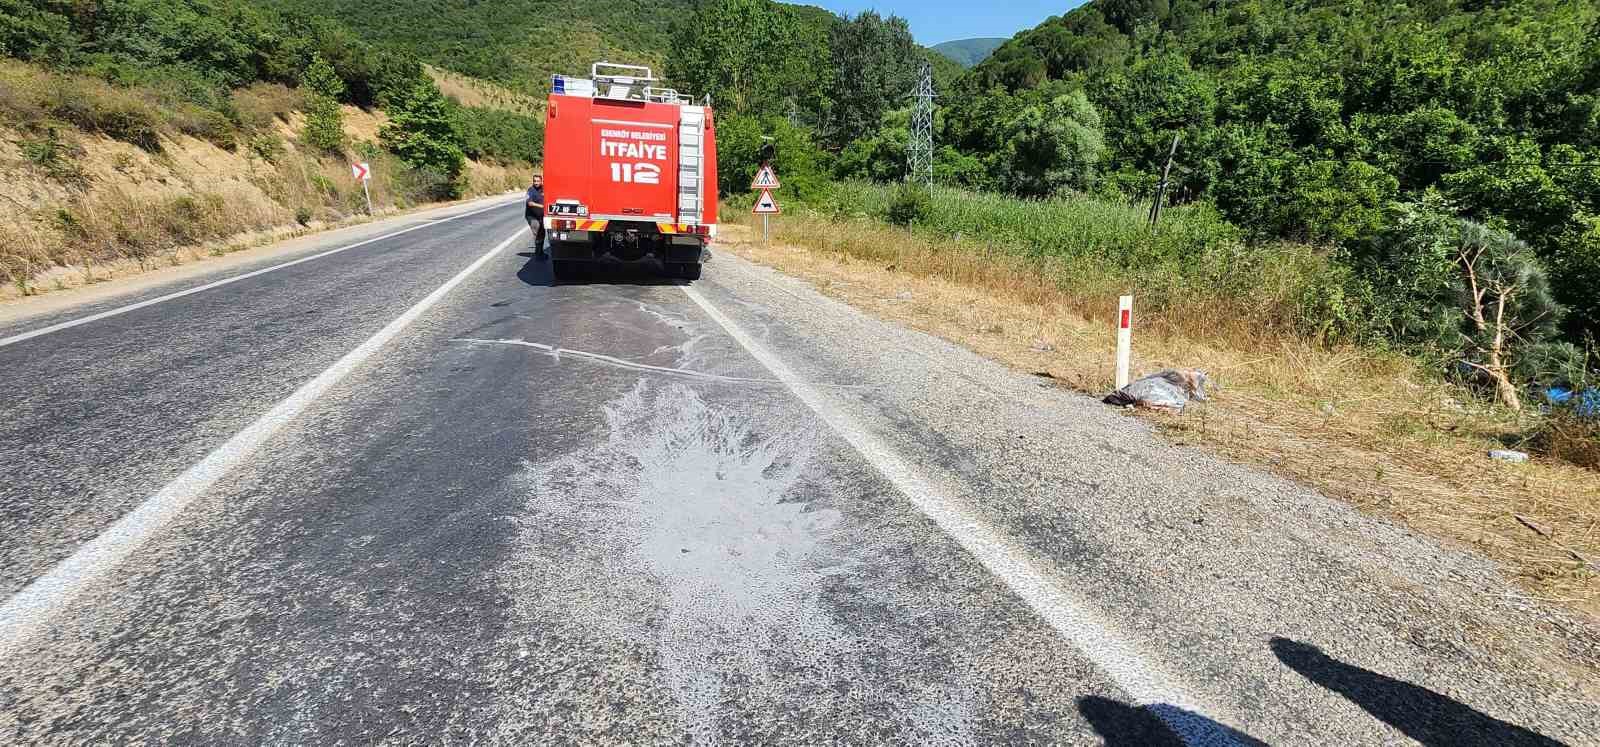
left=0, top=104, right=529, bottom=301
left=230, top=83, right=302, bottom=131
left=721, top=210, right=1600, bottom=619
left=428, top=65, right=544, bottom=116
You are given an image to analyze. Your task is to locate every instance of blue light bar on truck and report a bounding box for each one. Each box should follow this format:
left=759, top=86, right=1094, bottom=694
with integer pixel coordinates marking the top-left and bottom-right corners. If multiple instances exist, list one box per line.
left=552, top=75, right=565, bottom=95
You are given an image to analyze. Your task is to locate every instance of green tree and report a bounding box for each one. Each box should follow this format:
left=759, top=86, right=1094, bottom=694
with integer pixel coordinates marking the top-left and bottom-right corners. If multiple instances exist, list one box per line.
left=0, top=0, right=77, bottom=61
left=668, top=0, right=787, bottom=115
left=833, top=108, right=910, bottom=183
left=941, top=0, right=1600, bottom=341
left=380, top=77, right=466, bottom=195
left=996, top=88, right=1105, bottom=197
left=457, top=107, right=543, bottom=164
left=714, top=113, right=830, bottom=199
left=301, top=53, right=346, bottom=154
left=1355, top=194, right=1567, bottom=408
left=827, top=12, right=919, bottom=148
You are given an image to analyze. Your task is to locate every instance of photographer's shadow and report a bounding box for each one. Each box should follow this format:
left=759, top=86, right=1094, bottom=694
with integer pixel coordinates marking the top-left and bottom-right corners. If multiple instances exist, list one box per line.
left=1271, top=637, right=1566, bottom=746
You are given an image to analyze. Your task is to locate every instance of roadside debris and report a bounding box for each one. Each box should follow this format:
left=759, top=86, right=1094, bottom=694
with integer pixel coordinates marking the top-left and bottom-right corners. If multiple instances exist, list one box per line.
left=1515, top=514, right=1600, bottom=573
left=1104, top=369, right=1211, bottom=413
left=1544, top=386, right=1600, bottom=419
left=1489, top=449, right=1530, bottom=463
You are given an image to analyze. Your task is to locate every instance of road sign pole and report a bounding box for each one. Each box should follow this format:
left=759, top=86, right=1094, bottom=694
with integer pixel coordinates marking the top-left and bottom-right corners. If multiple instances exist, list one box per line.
left=751, top=183, right=781, bottom=243
left=353, top=161, right=373, bottom=215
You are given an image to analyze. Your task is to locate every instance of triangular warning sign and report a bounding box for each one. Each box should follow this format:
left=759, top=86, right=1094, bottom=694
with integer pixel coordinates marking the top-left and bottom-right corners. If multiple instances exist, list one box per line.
left=752, top=189, right=781, bottom=215
left=750, top=164, right=781, bottom=190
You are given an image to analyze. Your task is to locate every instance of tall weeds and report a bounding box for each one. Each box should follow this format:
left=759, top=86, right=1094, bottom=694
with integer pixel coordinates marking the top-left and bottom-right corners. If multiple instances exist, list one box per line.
left=801, top=182, right=1353, bottom=346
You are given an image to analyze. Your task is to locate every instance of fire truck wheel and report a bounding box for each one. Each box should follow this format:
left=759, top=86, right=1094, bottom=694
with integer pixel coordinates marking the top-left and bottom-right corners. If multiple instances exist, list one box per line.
left=668, top=262, right=702, bottom=281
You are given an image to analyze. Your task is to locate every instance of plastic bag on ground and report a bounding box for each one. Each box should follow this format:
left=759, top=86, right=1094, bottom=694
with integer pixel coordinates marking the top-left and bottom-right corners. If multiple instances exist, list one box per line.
left=1104, top=369, right=1211, bottom=413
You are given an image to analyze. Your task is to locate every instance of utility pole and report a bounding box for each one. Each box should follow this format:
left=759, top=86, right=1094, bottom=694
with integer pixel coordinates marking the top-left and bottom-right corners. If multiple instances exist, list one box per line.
left=1148, top=133, right=1180, bottom=229
left=906, top=61, right=935, bottom=187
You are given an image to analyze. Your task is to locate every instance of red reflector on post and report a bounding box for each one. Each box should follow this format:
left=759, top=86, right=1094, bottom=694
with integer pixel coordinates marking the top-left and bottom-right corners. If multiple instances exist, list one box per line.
left=1120, top=309, right=1131, bottom=329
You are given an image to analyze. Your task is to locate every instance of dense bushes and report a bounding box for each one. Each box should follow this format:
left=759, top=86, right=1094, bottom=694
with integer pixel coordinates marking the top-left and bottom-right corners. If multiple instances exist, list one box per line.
left=1, top=61, right=165, bottom=150
left=457, top=107, right=543, bottom=164
left=300, top=55, right=346, bottom=154
left=713, top=113, right=831, bottom=200
left=945, top=0, right=1600, bottom=341
left=380, top=78, right=467, bottom=196
left=885, top=182, right=932, bottom=227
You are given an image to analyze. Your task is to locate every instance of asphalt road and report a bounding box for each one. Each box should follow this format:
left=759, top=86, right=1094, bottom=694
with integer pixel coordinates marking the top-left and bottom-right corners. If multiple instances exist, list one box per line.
left=1, top=198, right=1596, bottom=744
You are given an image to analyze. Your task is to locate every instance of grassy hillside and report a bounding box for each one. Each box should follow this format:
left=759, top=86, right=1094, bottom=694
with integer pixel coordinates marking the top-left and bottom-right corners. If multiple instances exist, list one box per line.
left=0, top=0, right=542, bottom=298
left=931, top=38, right=1006, bottom=68
left=0, top=60, right=531, bottom=299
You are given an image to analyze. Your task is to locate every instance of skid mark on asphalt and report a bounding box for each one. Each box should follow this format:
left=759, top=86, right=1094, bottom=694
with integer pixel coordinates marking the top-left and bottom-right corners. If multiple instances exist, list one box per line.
left=452, top=337, right=868, bottom=389
left=635, top=300, right=713, bottom=360
left=497, top=382, right=980, bottom=742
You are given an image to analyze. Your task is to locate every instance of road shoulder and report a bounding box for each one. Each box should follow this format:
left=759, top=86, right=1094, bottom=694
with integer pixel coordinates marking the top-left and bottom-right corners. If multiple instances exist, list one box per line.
left=707, top=227, right=1600, bottom=736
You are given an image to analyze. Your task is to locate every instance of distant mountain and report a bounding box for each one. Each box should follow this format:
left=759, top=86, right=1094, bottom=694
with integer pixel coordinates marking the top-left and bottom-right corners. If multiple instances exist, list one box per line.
left=931, top=38, right=1007, bottom=67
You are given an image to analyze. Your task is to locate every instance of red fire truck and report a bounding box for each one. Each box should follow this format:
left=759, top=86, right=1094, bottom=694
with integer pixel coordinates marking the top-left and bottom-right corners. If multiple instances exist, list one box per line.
left=541, top=63, right=719, bottom=281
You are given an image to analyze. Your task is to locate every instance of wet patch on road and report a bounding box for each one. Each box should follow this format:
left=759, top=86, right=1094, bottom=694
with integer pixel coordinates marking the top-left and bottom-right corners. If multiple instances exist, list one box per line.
left=498, top=382, right=861, bottom=735
left=494, top=376, right=1018, bottom=742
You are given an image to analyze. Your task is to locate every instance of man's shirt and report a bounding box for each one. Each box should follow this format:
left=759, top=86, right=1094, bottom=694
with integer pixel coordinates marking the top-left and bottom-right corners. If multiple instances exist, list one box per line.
left=525, top=185, right=544, bottom=214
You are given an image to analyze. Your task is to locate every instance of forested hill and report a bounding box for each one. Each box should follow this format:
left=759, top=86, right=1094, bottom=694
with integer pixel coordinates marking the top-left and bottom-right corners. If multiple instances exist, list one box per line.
left=932, top=38, right=1007, bottom=67
left=948, top=0, right=1600, bottom=337
left=249, top=0, right=692, bottom=90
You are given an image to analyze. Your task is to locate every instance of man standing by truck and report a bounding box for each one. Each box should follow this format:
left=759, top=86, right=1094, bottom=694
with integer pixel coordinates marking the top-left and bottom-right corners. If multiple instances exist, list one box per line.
left=525, top=174, right=545, bottom=257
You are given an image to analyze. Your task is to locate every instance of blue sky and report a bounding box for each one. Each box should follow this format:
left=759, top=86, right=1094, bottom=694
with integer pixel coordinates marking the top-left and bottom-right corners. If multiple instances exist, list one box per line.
left=784, top=1, right=1087, bottom=45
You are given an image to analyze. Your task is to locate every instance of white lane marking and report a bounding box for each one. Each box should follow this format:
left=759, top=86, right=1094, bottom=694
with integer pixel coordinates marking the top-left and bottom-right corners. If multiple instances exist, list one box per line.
left=452, top=337, right=870, bottom=389
left=0, top=228, right=525, bottom=659
left=0, top=199, right=519, bottom=349
left=680, top=285, right=1244, bottom=747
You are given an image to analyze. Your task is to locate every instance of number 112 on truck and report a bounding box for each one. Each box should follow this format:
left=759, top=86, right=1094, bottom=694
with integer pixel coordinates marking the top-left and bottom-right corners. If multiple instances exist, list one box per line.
left=542, top=62, right=719, bottom=281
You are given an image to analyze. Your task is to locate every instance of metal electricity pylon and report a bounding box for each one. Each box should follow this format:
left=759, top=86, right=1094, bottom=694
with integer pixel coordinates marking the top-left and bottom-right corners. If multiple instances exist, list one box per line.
left=907, top=62, right=935, bottom=186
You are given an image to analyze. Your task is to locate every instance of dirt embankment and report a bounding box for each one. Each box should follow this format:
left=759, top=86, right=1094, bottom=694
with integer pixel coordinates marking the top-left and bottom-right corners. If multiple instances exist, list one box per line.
left=2, top=105, right=532, bottom=300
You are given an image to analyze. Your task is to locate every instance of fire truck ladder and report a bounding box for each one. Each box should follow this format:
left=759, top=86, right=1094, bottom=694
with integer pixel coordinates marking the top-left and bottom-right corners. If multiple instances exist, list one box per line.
left=677, top=107, right=706, bottom=225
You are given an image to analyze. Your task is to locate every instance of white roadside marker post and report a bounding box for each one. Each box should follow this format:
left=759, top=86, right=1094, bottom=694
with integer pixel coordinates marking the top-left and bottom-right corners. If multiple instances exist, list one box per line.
left=1115, top=294, right=1133, bottom=389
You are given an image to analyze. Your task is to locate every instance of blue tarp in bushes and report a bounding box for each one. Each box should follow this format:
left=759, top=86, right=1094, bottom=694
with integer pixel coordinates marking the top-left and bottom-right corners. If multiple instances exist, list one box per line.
left=1545, top=387, right=1600, bottom=419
